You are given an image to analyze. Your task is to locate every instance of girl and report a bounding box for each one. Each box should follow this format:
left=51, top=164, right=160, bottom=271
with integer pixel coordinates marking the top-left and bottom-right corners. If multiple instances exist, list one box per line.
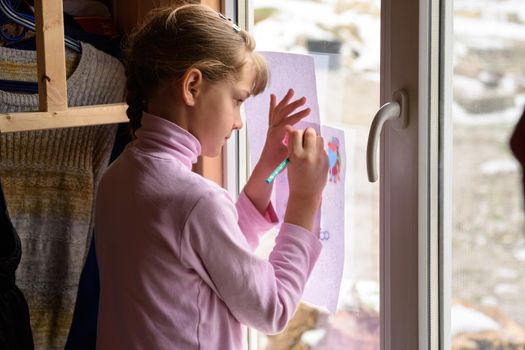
left=95, top=4, right=329, bottom=349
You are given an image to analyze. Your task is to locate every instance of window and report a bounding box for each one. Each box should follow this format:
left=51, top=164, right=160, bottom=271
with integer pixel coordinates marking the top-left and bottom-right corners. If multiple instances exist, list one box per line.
left=446, top=0, right=525, bottom=348
left=246, top=0, right=381, bottom=348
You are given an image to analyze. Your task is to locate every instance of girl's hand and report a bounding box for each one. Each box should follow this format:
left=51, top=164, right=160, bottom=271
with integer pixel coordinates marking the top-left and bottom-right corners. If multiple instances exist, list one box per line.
left=258, top=89, right=311, bottom=171
left=243, top=89, right=311, bottom=216
left=284, top=127, right=329, bottom=232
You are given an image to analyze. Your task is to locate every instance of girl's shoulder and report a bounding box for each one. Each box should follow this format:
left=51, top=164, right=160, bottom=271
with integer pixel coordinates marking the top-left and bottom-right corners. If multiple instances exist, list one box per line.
left=191, top=175, right=233, bottom=205
left=169, top=169, right=234, bottom=212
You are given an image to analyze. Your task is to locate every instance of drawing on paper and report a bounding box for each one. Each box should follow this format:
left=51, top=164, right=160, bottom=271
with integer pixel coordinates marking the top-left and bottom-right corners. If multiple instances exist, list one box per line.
left=327, top=136, right=342, bottom=184
left=319, top=230, right=330, bottom=241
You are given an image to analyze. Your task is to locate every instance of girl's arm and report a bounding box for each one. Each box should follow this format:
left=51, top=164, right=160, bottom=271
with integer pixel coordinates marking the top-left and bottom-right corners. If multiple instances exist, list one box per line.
left=181, top=127, right=328, bottom=334
left=237, top=89, right=311, bottom=250
left=235, top=189, right=278, bottom=251
left=242, top=161, right=275, bottom=216
left=181, top=189, right=321, bottom=334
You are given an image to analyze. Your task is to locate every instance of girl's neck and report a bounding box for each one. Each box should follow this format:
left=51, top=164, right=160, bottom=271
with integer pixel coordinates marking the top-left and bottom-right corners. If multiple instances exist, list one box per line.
left=146, top=93, right=190, bottom=132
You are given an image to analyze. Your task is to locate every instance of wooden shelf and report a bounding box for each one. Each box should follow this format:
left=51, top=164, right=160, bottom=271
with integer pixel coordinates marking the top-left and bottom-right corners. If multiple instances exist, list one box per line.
left=0, top=103, right=128, bottom=132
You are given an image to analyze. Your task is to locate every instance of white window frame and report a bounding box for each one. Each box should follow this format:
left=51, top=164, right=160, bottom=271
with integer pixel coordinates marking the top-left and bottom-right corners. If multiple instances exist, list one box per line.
left=377, top=0, right=440, bottom=346
left=440, top=0, right=454, bottom=349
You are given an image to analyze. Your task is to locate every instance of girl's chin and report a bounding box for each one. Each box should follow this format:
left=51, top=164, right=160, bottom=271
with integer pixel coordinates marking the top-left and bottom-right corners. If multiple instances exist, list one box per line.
left=201, top=146, right=223, bottom=158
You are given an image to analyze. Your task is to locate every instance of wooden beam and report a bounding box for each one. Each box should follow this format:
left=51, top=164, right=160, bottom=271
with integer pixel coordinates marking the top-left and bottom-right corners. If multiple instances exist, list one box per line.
left=34, top=0, right=68, bottom=112
left=0, top=104, right=128, bottom=133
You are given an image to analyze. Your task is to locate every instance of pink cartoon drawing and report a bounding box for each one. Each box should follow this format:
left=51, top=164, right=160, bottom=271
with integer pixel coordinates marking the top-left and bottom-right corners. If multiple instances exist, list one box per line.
left=327, top=136, right=341, bottom=183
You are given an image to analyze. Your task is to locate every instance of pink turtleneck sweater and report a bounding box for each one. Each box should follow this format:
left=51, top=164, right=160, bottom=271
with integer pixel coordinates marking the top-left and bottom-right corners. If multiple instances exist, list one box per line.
left=95, top=113, right=322, bottom=349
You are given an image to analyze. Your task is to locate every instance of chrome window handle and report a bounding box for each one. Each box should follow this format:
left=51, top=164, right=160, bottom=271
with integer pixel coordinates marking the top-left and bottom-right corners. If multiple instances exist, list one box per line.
left=366, top=89, right=408, bottom=182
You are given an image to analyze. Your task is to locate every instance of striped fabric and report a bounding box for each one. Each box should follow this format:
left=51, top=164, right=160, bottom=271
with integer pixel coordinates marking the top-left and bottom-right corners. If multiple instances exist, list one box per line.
left=0, top=49, right=80, bottom=82
left=0, top=42, right=125, bottom=350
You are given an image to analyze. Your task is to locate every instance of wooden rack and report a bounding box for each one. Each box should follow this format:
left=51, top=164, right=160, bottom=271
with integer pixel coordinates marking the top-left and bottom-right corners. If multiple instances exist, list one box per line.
left=0, top=0, right=128, bottom=132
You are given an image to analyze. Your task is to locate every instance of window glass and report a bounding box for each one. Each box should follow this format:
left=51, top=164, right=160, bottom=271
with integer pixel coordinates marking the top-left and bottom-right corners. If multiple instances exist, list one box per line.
left=450, top=1, right=525, bottom=348
left=252, top=1, right=381, bottom=348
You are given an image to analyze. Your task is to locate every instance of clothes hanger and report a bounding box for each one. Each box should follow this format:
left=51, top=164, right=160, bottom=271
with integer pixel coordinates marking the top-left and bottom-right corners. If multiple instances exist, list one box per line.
left=0, top=0, right=81, bottom=93
left=0, top=3, right=27, bottom=45
left=0, top=0, right=81, bottom=52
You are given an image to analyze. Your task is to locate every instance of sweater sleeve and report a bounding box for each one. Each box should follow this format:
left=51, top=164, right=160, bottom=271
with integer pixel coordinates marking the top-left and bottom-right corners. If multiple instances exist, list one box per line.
left=181, top=190, right=322, bottom=334
left=236, top=189, right=279, bottom=251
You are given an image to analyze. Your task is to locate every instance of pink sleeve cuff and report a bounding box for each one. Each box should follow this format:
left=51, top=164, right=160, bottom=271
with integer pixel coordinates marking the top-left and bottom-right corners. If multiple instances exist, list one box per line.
left=277, top=222, right=323, bottom=274
left=236, top=190, right=279, bottom=251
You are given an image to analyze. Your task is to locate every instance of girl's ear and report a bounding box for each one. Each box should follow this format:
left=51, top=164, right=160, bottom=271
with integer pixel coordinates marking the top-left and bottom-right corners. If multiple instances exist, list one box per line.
left=181, top=68, right=203, bottom=106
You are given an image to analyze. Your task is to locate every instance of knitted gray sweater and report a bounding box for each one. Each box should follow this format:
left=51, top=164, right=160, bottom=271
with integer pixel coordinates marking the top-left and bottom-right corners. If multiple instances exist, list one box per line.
left=0, top=42, right=125, bottom=350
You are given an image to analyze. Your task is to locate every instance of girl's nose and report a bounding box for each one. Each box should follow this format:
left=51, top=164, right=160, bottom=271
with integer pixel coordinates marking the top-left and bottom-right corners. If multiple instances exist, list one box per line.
left=233, top=114, right=243, bottom=130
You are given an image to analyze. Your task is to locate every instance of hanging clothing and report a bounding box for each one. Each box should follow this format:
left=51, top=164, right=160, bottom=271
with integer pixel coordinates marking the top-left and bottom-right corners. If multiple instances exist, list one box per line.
left=63, top=236, right=99, bottom=350
left=65, top=123, right=131, bottom=350
left=510, top=107, right=525, bottom=207
left=63, top=0, right=112, bottom=17
left=6, top=12, right=123, bottom=60
left=0, top=48, right=80, bottom=81
left=0, top=182, right=33, bottom=350
left=95, top=113, right=322, bottom=349
left=0, top=42, right=125, bottom=350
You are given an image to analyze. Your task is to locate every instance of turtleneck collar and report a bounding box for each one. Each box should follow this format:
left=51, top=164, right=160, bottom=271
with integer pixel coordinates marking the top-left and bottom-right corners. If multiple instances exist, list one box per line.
left=133, top=112, right=201, bottom=169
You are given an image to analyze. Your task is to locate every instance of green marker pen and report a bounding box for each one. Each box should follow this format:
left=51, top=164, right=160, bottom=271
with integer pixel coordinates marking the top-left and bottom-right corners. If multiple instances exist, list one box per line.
left=265, top=158, right=289, bottom=184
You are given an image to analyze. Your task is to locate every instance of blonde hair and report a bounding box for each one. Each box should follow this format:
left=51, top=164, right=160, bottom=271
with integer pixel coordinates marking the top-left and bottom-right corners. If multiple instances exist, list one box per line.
left=124, top=3, right=268, bottom=131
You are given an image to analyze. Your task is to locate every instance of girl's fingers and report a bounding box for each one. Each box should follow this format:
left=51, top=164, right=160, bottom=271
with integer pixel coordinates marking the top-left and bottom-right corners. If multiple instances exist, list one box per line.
left=316, top=135, right=325, bottom=150
left=282, top=108, right=311, bottom=127
left=268, top=94, right=276, bottom=125
left=317, top=137, right=328, bottom=167
left=278, top=96, right=307, bottom=119
left=274, top=89, right=294, bottom=114
left=303, top=128, right=317, bottom=150
left=288, top=128, right=304, bottom=156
